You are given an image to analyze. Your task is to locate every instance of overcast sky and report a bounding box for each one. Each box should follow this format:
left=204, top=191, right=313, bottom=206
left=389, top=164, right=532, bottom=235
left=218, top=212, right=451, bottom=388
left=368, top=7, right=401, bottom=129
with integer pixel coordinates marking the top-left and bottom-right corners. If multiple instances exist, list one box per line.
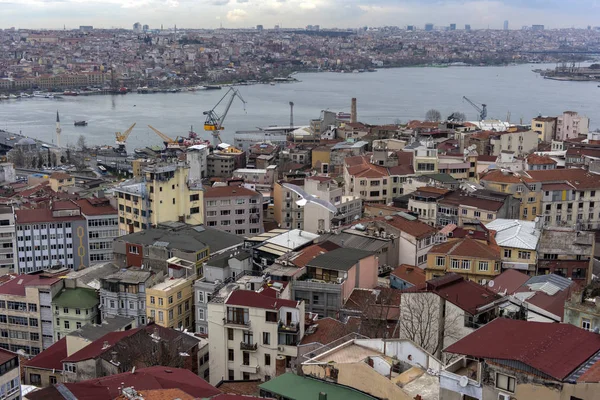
left=0, top=0, right=597, bottom=30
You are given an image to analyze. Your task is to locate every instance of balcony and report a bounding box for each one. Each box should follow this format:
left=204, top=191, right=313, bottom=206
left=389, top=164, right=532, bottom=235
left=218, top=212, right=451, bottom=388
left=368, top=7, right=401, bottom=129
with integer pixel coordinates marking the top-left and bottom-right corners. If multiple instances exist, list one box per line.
left=224, top=319, right=251, bottom=330
left=439, top=357, right=482, bottom=400
left=278, top=321, right=299, bottom=333
left=239, top=363, right=260, bottom=374
left=240, top=341, right=258, bottom=351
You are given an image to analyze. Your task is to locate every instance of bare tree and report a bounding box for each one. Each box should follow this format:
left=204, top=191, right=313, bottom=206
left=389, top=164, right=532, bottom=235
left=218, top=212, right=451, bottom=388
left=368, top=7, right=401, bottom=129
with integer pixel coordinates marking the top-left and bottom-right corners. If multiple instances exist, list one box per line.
left=398, top=292, right=462, bottom=359
left=425, top=109, right=442, bottom=122
left=77, top=135, right=87, bottom=152
left=9, top=147, right=26, bottom=168
left=447, top=111, right=467, bottom=122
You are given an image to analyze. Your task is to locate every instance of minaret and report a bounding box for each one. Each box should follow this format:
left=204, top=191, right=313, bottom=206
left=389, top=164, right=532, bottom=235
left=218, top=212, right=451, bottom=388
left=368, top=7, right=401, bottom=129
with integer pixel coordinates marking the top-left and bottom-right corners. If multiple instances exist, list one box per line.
left=56, top=111, right=61, bottom=148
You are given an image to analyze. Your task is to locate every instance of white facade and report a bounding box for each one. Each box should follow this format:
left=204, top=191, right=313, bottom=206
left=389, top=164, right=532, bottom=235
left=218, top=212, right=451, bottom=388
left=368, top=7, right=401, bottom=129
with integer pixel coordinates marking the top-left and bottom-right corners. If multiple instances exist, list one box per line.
left=0, top=164, right=15, bottom=184
left=491, top=130, right=538, bottom=157
left=0, top=207, right=16, bottom=276
left=86, top=214, right=118, bottom=264
left=556, top=111, right=589, bottom=141
left=187, top=145, right=209, bottom=182
left=233, top=166, right=277, bottom=192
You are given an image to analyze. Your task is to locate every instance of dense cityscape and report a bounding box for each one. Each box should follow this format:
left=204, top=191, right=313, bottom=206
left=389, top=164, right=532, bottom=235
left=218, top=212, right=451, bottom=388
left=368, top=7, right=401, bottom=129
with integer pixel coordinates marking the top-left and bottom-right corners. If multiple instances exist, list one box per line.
left=0, top=17, right=599, bottom=400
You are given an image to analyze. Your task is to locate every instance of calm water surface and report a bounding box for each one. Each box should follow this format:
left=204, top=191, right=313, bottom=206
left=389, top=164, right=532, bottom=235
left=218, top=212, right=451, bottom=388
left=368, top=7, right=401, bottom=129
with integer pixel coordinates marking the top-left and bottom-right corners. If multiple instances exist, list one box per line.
left=0, top=63, right=598, bottom=150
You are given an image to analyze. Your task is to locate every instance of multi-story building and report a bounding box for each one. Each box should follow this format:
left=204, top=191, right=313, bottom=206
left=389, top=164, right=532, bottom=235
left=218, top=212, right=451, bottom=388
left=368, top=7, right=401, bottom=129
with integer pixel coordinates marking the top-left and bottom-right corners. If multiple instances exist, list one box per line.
left=524, top=153, right=557, bottom=171
left=0, top=271, right=65, bottom=355
left=207, top=153, right=236, bottom=178
left=490, top=130, right=538, bottom=157
left=291, top=248, right=378, bottom=318
left=479, top=169, right=541, bottom=222
left=564, top=288, right=600, bottom=332
left=408, top=187, right=449, bottom=226
left=485, top=219, right=540, bottom=275
left=537, top=227, right=594, bottom=284
left=425, top=232, right=502, bottom=283
left=207, top=289, right=304, bottom=384
left=15, top=202, right=90, bottom=273
left=48, top=172, right=74, bottom=193
left=113, top=222, right=244, bottom=277
left=436, top=189, right=519, bottom=227
left=187, top=144, right=209, bottom=181
left=0, top=206, right=16, bottom=276
left=99, top=268, right=164, bottom=327
left=114, top=162, right=204, bottom=235
left=204, top=184, right=263, bottom=236
left=531, top=116, right=557, bottom=142
left=75, top=197, right=118, bottom=264
left=146, top=258, right=196, bottom=330
left=273, top=180, right=306, bottom=230
left=0, top=348, right=20, bottom=399
left=556, top=111, right=589, bottom=141
left=232, top=166, right=277, bottom=192
left=51, top=287, right=99, bottom=341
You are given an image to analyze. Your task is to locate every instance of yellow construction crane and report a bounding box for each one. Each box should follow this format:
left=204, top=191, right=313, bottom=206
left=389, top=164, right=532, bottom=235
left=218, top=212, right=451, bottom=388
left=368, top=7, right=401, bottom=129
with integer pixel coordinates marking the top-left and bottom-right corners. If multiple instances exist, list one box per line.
left=148, top=125, right=182, bottom=150
left=203, top=87, right=246, bottom=147
left=114, top=123, right=136, bottom=154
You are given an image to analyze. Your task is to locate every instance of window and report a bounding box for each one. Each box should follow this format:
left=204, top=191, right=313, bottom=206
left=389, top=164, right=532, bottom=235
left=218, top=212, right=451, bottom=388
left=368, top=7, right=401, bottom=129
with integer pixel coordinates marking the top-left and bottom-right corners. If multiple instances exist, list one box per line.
left=198, top=292, right=204, bottom=303
left=243, top=352, right=250, bottom=365
left=75, top=308, right=81, bottom=315
left=474, top=211, right=480, bottom=218
left=503, top=249, right=512, bottom=258
left=30, top=374, right=41, bottom=385
left=228, top=369, right=234, bottom=380
left=582, top=318, right=591, bottom=331
left=436, top=256, right=445, bottom=267
left=462, top=209, right=467, bottom=215
left=478, top=261, right=489, bottom=271
left=190, top=207, right=200, bottom=215
left=150, top=296, right=155, bottom=304
left=461, top=260, right=471, bottom=270
left=496, top=373, right=515, bottom=393
left=190, top=194, right=200, bottom=202
left=451, top=259, right=460, bottom=269
left=266, top=311, right=277, bottom=322
left=518, top=251, right=531, bottom=260
left=65, top=363, right=77, bottom=373
left=64, top=321, right=70, bottom=329
left=198, top=309, right=205, bottom=321
left=50, top=376, right=57, bottom=385
left=228, top=328, right=234, bottom=341
left=168, top=296, right=173, bottom=304
left=159, top=298, right=164, bottom=306
left=158, top=311, right=164, bottom=322
left=228, top=349, right=234, bottom=361
left=265, top=353, right=271, bottom=366
left=76, top=322, right=81, bottom=329
left=263, top=332, right=270, bottom=345
left=168, top=309, right=174, bottom=320
left=128, top=246, right=139, bottom=255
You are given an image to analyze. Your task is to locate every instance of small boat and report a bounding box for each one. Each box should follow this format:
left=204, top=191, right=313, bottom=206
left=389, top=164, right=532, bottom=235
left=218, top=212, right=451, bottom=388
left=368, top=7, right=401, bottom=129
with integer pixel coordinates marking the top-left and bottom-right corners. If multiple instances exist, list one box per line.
left=74, top=121, right=87, bottom=126
left=8, top=94, right=18, bottom=99
left=44, top=94, right=54, bottom=99
left=204, top=85, right=222, bottom=90
left=270, top=82, right=275, bottom=86
left=0, top=95, right=8, bottom=100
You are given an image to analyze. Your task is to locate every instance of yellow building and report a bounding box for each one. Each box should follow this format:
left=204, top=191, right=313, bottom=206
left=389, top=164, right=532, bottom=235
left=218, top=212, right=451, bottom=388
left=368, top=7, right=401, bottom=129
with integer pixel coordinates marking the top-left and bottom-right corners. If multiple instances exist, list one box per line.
left=531, top=116, right=557, bottom=143
left=146, top=257, right=196, bottom=330
left=485, top=219, right=540, bottom=275
left=479, top=169, right=541, bottom=221
left=115, top=162, right=204, bottom=235
left=311, top=146, right=331, bottom=173
left=49, top=172, right=74, bottom=192
left=426, top=236, right=502, bottom=283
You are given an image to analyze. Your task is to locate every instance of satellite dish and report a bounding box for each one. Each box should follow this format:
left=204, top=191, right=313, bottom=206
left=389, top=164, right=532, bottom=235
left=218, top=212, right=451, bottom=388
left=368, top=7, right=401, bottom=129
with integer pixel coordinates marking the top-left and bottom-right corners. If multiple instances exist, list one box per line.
left=459, top=376, right=469, bottom=387
left=488, top=280, right=495, bottom=288
left=481, top=279, right=487, bottom=286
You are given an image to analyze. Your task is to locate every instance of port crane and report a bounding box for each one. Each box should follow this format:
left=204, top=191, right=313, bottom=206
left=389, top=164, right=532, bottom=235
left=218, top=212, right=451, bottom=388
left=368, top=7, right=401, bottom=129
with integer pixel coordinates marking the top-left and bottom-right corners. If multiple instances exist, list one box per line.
left=114, top=123, right=136, bottom=154
left=462, top=96, right=487, bottom=121
left=148, top=125, right=182, bottom=150
left=203, top=87, right=246, bottom=147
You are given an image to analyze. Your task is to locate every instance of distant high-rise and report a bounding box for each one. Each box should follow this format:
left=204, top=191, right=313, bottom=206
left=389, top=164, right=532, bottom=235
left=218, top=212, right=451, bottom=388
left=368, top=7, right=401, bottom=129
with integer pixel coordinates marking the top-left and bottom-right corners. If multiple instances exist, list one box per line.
left=449, top=23, right=456, bottom=31
left=503, top=20, right=509, bottom=30
left=133, top=22, right=142, bottom=33
left=142, top=24, right=149, bottom=32
left=465, top=24, right=471, bottom=31
left=532, top=24, right=544, bottom=31
left=425, top=23, right=434, bottom=31
left=407, top=25, right=414, bottom=31
left=256, top=25, right=263, bottom=31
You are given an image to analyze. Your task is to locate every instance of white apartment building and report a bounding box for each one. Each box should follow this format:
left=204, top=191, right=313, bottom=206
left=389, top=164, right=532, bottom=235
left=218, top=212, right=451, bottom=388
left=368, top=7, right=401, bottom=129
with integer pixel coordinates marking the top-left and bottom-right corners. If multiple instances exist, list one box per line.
left=0, top=206, right=16, bottom=276
left=75, top=198, right=118, bottom=263
left=490, top=130, right=538, bottom=157
left=556, top=111, right=589, bottom=141
left=204, top=185, right=263, bottom=236
left=233, top=166, right=278, bottom=192
left=187, top=145, right=209, bottom=181
left=207, top=290, right=304, bottom=385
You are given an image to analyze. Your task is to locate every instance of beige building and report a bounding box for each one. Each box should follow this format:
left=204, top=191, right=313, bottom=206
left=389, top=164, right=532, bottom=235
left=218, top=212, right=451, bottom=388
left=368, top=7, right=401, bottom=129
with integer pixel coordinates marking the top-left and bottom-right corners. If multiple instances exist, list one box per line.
left=490, top=130, right=538, bottom=157
left=0, top=348, right=20, bottom=399
left=49, top=172, right=74, bottom=193
left=114, top=162, right=204, bottom=235
left=207, top=290, right=304, bottom=385
left=146, top=258, right=196, bottom=330
left=531, top=116, right=557, bottom=142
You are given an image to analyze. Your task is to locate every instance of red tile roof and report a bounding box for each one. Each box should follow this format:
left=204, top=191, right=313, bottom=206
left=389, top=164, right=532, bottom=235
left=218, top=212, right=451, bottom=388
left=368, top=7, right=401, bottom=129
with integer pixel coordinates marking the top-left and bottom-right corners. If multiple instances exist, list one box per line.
left=391, top=264, right=426, bottom=287
left=0, top=348, right=16, bottom=366
left=429, top=237, right=501, bottom=260
left=49, top=172, right=73, bottom=180
left=438, top=191, right=504, bottom=212
left=300, top=317, right=358, bottom=346
left=0, top=274, right=62, bottom=296
left=578, top=358, right=600, bottom=383
left=204, top=186, right=261, bottom=198
left=354, top=214, right=438, bottom=240
left=24, top=337, right=66, bottom=370
left=445, top=318, right=600, bottom=381
left=526, top=153, right=557, bottom=165
left=487, top=269, right=530, bottom=295
left=291, top=241, right=340, bottom=268
left=480, top=169, right=533, bottom=184
left=528, top=169, right=600, bottom=190
left=62, top=328, right=141, bottom=362
left=15, top=207, right=84, bottom=224
left=74, top=198, right=117, bottom=216
left=225, top=290, right=299, bottom=310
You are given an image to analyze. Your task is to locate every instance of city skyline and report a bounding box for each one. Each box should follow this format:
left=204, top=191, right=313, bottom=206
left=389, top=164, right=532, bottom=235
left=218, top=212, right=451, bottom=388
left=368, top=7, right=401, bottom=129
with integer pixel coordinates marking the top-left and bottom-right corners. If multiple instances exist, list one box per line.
left=0, top=0, right=598, bottom=30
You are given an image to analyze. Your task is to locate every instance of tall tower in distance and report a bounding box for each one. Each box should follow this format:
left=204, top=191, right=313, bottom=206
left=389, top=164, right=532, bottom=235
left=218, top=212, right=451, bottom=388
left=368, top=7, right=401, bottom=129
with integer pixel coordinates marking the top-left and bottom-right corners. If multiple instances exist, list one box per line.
left=504, top=20, right=509, bottom=30
left=56, top=111, right=61, bottom=148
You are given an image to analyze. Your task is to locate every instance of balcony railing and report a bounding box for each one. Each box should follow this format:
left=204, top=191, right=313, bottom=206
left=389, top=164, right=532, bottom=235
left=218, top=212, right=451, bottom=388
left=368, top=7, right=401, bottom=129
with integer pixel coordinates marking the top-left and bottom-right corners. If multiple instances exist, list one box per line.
left=224, top=319, right=251, bottom=329
left=278, top=321, right=299, bottom=333
left=240, top=341, right=258, bottom=351
left=239, top=363, right=260, bottom=374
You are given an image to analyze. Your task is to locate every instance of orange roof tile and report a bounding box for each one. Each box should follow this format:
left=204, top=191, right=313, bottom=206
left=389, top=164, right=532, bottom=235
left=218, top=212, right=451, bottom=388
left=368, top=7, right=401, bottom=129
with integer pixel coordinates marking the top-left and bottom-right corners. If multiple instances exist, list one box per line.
left=429, top=237, right=501, bottom=260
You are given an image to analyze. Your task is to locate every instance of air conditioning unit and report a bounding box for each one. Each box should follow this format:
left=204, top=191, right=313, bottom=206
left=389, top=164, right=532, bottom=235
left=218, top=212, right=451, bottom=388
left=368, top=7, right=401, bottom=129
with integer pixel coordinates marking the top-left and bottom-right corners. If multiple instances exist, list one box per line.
left=498, top=393, right=511, bottom=400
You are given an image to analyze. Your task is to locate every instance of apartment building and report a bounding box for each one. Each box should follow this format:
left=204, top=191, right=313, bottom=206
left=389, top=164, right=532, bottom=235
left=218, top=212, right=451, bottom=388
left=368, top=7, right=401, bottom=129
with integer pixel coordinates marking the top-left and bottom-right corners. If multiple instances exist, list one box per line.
left=0, top=272, right=65, bottom=355
left=302, top=176, right=362, bottom=233
left=207, top=153, right=236, bottom=178
left=437, top=154, right=478, bottom=181
left=425, top=233, right=502, bottom=283
left=187, top=144, right=209, bottom=181
left=490, top=130, right=538, bottom=157
left=232, top=166, right=277, bottom=192
left=485, top=219, right=540, bottom=275
left=408, top=187, right=449, bottom=226
left=436, top=190, right=519, bottom=227
left=479, top=169, right=541, bottom=222
left=531, top=116, right=557, bottom=142
left=537, top=228, right=594, bottom=284
left=146, top=258, right=196, bottom=330
left=204, top=185, right=263, bottom=236
left=48, top=172, right=74, bottom=193
left=207, top=289, right=304, bottom=385
left=0, top=349, right=20, bottom=400
left=114, top=162, right=204, bottom=235
left=0, top=206, right=16, bottom=276
left=99, top=268, right=164, bottom=327
left=411, top=143, right=439, bottom=175
left=51, top=287, right=98, bottom=341
left=75, top=197, right=118, bottom=263
left=113, top=222, right=244, bottom=277
left=524, top=153, right=557, bottom=171
left=273, top=180, right=306, bottom=230
left=15, top=202, right=89, bottom=273
left=556, top=111, right=589, bottom=141
left=344, top=155, right=404, bottom=205
left=291, top=248, right=377, bottom=318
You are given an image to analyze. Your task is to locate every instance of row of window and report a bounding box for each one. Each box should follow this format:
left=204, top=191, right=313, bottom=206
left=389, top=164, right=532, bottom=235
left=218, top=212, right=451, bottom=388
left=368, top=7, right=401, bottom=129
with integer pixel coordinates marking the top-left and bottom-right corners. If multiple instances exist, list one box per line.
left=0, top=329, right=39, bottom=341
left=18, top=242, right=73, bottom=252
left=87, top=219, right=118, bottom=227
left=19, top=254, right=73, bottom=263
left=149, top=292, right=184, bottom=306
left=206, top=198, right=259, bottom=207
left=18, top=233, right=72, bottom=242
left=56, top=306, right=89, bottom=315
left=436, top=257, right=490, bottom=272
left=17, top=223, right=72, bottom=231
left=55, top=319, right=82, bottom=330
left=149, top=301, right=190, bottom=321
left=0, top=315, right=38, bottom=326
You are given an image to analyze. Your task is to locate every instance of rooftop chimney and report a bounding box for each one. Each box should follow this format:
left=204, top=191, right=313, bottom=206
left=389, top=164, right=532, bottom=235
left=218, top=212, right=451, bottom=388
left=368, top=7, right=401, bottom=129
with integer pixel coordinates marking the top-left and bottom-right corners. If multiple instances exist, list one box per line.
left=319, top=392, right=328, bottom=400
left=351, top=98, right=357, bottom=123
